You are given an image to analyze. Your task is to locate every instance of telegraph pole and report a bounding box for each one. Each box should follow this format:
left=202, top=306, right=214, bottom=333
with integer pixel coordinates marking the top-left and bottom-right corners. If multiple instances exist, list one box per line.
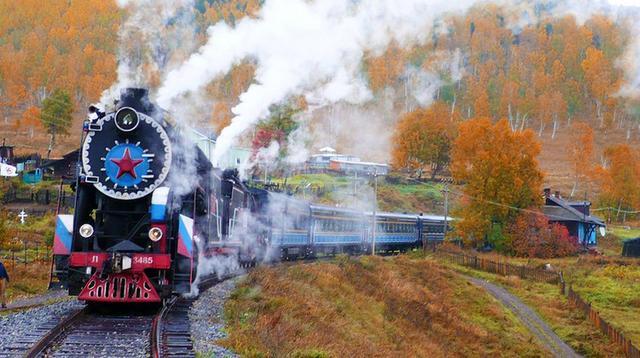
left=371, top=169, right=378, bottom=256
left=443, top=184, right=449, bottom=239
left=583, top=191, right=588, bottom=249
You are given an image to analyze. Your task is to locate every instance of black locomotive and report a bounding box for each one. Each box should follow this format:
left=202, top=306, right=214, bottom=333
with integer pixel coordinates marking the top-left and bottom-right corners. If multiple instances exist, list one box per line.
left=52, top=88, right=257, bottom=303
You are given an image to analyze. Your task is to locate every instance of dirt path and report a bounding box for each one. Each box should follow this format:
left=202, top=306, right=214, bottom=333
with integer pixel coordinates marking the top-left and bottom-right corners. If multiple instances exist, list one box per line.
left=467, top=276, right=581, bottom=358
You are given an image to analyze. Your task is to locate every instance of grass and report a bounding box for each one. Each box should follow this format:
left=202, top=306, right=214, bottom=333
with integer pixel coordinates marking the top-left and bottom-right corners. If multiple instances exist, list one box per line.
left=1, top=261, right=50, bottom=303
left=568, top=262, right=640, bottom=346
left=435, top=246, right=640, bottom=357
left=221, top=255, right=549, bottom=357
left=436, top=257, right=625, bottom=357
left=608, top=226, right=640, bottom=240
left=271, top=173, right=448, bottom=214
left=273, top=174, right=349, bottom=187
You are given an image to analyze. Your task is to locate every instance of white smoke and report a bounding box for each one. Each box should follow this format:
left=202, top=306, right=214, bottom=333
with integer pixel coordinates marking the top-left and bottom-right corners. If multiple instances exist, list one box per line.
left=156, top=0, right=478, bottom=167
left=101, top=0, right=196, bottom=106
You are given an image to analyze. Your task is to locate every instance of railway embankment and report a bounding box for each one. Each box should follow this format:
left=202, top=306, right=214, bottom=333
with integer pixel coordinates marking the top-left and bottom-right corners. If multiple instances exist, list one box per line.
left=216, top=254, right=551, bottom=357
left=190, top=278, right=240, bottom=357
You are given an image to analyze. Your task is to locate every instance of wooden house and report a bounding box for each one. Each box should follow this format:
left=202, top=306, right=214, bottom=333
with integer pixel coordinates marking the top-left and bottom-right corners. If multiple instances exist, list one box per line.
left=542, top=188, right=605, bottom=246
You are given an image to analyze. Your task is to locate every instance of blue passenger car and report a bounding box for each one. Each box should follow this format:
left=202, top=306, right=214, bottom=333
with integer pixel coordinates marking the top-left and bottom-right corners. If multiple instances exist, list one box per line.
left=310, top=205, right=367, bottom=255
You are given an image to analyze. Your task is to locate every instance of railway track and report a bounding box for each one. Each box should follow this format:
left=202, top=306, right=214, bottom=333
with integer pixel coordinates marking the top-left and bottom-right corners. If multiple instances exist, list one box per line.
left=10, top=261, right=330, bottom=357
left=25, top=306, right=154, bottom=357
left=151, top=276, right=228, bottom=358
left=151, top=297, right=195, bottom=358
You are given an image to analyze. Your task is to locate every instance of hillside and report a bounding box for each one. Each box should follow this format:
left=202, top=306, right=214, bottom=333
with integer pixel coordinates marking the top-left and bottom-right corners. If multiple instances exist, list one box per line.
left=221, top=255, right=548, bottom=357
left=0, top=1, right=638, bottom=202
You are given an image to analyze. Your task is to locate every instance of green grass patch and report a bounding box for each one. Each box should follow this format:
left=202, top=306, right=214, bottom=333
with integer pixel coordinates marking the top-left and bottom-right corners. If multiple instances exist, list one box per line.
left=608, top=226, right=640, bottom=240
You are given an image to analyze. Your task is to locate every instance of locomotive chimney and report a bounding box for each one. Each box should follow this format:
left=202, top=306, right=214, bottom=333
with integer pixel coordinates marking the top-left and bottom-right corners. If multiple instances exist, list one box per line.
left=117, top=88, right=154, bottom=115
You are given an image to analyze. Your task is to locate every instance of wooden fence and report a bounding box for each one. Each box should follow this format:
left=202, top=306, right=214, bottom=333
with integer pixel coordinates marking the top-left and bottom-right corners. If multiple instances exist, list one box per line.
left=565, top=286, right=640, bottom=358
left=438, top=249, right=560, bottom=284
left=439, top=249, right=640, bottom=357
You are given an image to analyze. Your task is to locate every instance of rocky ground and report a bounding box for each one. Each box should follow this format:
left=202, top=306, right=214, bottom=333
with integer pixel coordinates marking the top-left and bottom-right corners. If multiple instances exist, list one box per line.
left=190, top=277, right=241, bottom=358
left=0, top=299, right=85, bottom=355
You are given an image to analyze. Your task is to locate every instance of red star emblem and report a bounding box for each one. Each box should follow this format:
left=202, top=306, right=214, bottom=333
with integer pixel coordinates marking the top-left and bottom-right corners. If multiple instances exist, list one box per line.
left=110, top=148, right=144, bottom=179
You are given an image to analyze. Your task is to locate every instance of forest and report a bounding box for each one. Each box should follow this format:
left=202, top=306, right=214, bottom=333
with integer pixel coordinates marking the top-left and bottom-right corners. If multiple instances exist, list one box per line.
left=1, top=1, right=640, bottom=246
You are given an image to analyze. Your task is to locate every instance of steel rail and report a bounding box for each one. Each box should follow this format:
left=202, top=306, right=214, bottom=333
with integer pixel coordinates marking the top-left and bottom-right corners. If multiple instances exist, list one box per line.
left=24, top=307, right=87, bottom=358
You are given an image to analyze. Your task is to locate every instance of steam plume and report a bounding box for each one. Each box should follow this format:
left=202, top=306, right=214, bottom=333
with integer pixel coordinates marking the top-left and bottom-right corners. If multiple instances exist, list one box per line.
left=156, top=0, right=477, bottom=166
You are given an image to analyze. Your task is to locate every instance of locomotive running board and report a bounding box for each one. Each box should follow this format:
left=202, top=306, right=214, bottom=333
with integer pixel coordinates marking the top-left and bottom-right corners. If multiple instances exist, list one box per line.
left=79, top=272, right=161, bottom=303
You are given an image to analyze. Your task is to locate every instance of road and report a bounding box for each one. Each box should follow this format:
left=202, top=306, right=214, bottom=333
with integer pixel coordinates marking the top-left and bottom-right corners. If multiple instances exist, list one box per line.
left=467, top=276, right=581, bottom=358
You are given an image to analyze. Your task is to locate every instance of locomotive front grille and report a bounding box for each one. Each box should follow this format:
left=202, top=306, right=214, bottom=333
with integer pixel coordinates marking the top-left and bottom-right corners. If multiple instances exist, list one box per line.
left=79, top=272, right=160, bottom=302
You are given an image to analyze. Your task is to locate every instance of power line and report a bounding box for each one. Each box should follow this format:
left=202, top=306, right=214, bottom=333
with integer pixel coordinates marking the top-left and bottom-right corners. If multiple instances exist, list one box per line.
left=592, top=207, right=640, bottom=214
left=401, top=176, right=594, bottom=221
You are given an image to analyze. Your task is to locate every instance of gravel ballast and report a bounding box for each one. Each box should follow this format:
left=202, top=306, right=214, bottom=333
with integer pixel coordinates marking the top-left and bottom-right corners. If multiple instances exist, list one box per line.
left=190, top=278, right=240, bottom=357
left=0, top=299, right=85, bottom=355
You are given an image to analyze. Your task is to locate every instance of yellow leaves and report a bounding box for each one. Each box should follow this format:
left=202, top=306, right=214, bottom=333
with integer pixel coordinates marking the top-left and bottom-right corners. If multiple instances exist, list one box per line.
left=211, top=102, right=233, bottom=135
left=567, top=122, right=594, bottom=183
left=596, top=145, right=640, bottom=210
left=451, top=118, right=543, bottom=245
left=391, top=101, right=457, bottom=177
left=582, top=47, right=616, bottom=102
left=365, top=43, right=406, bottom=93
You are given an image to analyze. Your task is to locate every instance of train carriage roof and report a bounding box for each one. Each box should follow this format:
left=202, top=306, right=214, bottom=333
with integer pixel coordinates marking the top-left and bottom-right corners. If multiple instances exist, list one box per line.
left=366, top=211, right=452, bottom=222
left=310, top=204, right=366, bottom=217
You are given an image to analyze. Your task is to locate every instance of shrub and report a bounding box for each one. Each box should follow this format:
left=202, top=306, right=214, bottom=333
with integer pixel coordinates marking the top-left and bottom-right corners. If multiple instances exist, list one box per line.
left=506, top=210, right=580, bottom=258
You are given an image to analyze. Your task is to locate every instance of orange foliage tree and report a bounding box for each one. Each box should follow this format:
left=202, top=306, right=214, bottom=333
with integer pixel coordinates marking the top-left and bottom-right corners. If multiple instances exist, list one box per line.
left=391, top=101, right=458, bottom=179
left=567, top=122, right=595, bottom=197
left=450, top=118, right=543, bottom=248
left=594, top=144, right=640, bottom=221
left=505, top=210, right=579, bottom=258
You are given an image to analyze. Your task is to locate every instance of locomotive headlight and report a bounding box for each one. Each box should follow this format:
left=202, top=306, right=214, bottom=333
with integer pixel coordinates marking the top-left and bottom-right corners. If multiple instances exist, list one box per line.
left=149, top=227, right=163, bottom=242
left=79, top=224, right=94, bottom=238
left=115, top=107, right=139, bottom=132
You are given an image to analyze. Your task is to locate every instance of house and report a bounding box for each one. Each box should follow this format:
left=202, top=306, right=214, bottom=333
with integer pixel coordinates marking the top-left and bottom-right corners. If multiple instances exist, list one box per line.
left=328, top=159, right=389, bottom=176
left=542, top=188, right=605, bottom=246
left=0, top=140, right=15, bottom=164
left=188, top=128, right=251, bottom=169
left=41, top=150, right=79, bottom=180
left=305, top=147, right=388, bottom=175
left=306, top=147, right=360, bottom=171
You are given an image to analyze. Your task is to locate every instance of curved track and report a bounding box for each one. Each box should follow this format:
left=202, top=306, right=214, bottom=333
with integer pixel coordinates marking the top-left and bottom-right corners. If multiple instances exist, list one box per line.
left=151, top=276, right=226, bottom=358
left=26, top=307, right=154, bottom=357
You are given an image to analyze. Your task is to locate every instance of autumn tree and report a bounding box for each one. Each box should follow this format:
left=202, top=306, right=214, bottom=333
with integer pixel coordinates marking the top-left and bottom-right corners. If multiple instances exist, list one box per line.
left=582, top=47, right=619, bottom=127
left=251, top=103, right=300, bottom=160
left=40, top=89, right=74, bottom=158
left=567, top=122, right=594, bottom=197
left=594, top=144, right=640, bottom=221
left=392, top=101, right=458, bottom=179
left=505, top=211, right=579, bottom=258
left=450, top=118, right=543, bottom=248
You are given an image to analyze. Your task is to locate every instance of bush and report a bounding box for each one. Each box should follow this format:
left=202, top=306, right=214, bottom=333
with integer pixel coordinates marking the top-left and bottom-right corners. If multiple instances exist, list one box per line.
left=506, top=210, right=580, bottom=258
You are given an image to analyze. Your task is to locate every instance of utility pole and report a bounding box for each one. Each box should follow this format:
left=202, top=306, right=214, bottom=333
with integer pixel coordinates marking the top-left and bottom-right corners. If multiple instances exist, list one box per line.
left=371, top=170, right=378, bottom=256
left=443, top=184, right=449, bottom=239
left=583, top=191, right=588, bottom=250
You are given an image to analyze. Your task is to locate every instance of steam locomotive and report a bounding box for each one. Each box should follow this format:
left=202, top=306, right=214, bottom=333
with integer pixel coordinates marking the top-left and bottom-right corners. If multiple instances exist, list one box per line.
left=52, top=88, right=258, bottom=303
left=52, top=88, right=448, bottom=304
